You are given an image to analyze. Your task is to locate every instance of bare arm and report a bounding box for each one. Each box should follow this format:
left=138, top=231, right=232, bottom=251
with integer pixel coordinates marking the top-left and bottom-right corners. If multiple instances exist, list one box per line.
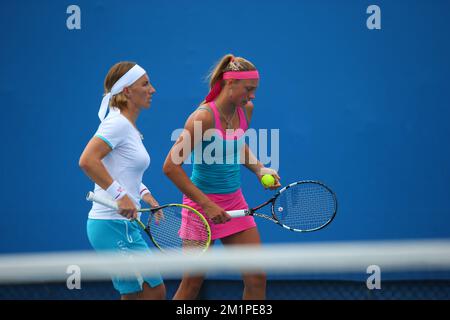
left=240, top=101, right=262, bottom=174
left=79, top=137, right=115, bottom=190
left=242, top=143, right=281, bottom=189
left=163, top=108, right=231, bottom=224
left=241, top=143, right=264, bottom=175
left=241, top=102, right=281, bottom=189
left=141, top=192, right=160, bottom=207
left=79, top=137, right=138, bottom=219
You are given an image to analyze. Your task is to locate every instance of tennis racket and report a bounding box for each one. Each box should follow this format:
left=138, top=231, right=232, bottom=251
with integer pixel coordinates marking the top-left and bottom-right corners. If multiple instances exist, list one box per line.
left=227, top=180, right=337, bottom=232
left=86, top=192, right=211, bottom=253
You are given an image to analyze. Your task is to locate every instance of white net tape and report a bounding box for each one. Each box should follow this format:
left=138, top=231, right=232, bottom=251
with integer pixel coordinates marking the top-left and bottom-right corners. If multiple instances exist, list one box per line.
left=1, top=239, right=449, bottom=284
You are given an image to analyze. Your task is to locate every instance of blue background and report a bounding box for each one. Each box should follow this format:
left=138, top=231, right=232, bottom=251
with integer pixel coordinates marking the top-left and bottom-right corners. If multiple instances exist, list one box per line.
left=1, top=0, right=449, bottom=254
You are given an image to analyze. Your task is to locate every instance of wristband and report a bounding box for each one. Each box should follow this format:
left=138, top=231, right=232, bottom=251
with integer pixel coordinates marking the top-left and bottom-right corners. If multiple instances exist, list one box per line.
left=140, top=183, right=151, bottom=198
left=106, top=181, right=127, bottom=200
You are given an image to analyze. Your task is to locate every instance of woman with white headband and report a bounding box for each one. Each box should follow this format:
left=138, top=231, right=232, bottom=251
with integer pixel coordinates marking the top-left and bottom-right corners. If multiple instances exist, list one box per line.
left=163, top=54, right=281, bottom=300
left=79, top=61, right=166, bottom=300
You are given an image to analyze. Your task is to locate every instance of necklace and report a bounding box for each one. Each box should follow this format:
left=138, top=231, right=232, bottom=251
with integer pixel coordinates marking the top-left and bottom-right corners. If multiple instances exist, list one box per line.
left=217, top=106, right=237, bottom=129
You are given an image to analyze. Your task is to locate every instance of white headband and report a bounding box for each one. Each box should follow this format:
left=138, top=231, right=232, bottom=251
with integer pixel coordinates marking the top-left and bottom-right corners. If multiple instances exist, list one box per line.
left=98, top=64, right=146, bottom=121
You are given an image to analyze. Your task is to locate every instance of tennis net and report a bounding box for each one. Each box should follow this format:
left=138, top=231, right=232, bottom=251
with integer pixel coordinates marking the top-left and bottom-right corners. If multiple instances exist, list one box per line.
left=1, top=239, right=449, bottom=299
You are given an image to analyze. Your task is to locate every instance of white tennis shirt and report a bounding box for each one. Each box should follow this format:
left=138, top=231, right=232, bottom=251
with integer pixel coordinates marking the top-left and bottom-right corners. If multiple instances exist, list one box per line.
left=88, top=111, right=150, bottom=220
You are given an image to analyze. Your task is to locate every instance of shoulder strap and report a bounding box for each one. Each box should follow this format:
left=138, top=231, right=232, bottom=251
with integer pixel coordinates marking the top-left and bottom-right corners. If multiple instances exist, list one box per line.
left=196, top=105, right=215, bottom=127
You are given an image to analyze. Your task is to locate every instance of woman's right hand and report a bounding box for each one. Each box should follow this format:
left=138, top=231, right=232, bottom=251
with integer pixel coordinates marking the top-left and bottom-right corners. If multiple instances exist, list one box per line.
left=117, top=195, right=138, bottom=220
left=202, top=201, right=231, bottom=224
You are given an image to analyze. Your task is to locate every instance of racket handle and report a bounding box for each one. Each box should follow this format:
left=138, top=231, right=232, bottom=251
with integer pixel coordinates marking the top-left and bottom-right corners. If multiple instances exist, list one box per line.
left=227, top=209, right=250, bottom=218
left=86, top=191, right=118, bottom=210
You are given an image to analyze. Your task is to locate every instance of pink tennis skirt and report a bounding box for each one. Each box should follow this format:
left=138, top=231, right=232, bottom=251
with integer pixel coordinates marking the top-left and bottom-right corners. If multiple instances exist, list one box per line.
left=180, top=189, right=256, bottom=240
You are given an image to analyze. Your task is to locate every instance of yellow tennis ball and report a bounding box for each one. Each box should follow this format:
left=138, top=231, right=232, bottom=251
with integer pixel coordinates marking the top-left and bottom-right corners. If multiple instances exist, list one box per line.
left=261, top=174, right=275, bottom=187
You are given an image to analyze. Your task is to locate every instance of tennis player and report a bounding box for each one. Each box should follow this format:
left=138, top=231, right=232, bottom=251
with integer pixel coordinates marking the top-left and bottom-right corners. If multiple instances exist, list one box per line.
left=163, top=54, right=281, bottom=300
left=79, top=62, right=166, bottom=300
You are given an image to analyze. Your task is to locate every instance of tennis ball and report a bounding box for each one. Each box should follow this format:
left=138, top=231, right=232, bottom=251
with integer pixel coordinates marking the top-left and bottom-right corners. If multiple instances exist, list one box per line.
left=261, top=174, right=275, bottom=187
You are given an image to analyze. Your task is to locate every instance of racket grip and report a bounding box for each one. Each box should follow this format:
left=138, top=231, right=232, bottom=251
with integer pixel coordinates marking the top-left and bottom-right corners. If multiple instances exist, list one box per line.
left=227, top=209, right=250, bottom=218
left=86, top=191, right=118, bottom=210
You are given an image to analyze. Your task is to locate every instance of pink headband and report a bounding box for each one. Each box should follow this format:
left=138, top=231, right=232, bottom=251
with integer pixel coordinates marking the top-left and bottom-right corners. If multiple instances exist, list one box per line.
left=205, top=70, right=259, bottom=103
left=223, top=70, right=260, bottom=80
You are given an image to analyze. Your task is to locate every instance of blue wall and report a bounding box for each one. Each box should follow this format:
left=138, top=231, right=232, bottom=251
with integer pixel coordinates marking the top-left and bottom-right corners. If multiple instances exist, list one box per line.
left=1, top=0, right=449, bottom=254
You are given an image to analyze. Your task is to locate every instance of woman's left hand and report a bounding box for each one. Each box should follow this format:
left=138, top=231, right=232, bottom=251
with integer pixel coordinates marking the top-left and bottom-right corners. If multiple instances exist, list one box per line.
left=144, top=197, right=160, bottom=209
left=143, top=195, right=164, bottom=224
left=256, top=167, right=281, bottom=190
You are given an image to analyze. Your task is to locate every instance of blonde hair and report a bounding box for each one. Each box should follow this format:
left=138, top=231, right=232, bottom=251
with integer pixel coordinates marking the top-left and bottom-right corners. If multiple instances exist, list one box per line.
left=103, top=61, right=136, bottom=111
left=200, top=54, right=256, bottom=105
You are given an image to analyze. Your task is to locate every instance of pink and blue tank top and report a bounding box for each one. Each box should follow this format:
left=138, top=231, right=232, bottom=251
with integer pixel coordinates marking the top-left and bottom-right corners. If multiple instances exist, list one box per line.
left=190, top=101, right=249, bottom=194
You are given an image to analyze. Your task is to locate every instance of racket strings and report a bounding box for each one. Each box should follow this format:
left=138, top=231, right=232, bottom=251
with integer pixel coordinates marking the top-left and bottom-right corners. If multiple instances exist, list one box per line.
left=274, top=183, right=336, bottom=231
left=147, top=206, right=209, bottom=253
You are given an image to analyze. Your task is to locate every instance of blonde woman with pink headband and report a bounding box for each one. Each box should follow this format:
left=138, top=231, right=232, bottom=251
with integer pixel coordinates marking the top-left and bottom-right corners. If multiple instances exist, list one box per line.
left=163, top=54, right=281, bottom=300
